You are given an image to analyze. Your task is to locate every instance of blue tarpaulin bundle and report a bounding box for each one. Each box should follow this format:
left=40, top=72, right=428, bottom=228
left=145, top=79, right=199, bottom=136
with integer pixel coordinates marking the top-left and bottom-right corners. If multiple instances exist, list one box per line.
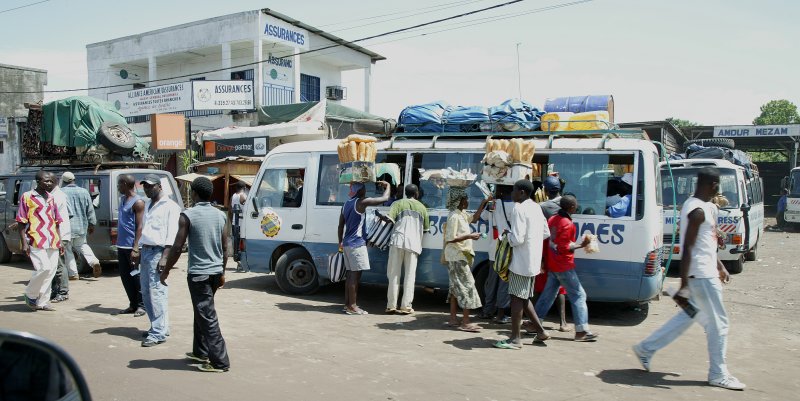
left=398, top=99, right=545, bottom=133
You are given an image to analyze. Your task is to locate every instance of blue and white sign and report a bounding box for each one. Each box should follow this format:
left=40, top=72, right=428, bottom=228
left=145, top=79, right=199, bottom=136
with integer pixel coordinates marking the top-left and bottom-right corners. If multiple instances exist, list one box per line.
left=262, top=18, right=309, bottom=50
left=713, top=125, right=800, bottom=138
left=263, top=52, right=294, bottom=87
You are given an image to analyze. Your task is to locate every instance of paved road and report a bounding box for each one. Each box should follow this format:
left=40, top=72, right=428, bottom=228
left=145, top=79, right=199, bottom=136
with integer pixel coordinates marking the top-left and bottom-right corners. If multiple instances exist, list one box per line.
left=1, top=229, right=798, bottom=401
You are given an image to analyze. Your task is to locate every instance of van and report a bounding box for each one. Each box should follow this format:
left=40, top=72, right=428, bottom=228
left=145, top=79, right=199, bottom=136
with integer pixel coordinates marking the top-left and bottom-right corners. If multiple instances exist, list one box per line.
left=241, top=130, right=665, bottom=303
left=660, top=159, right=764, bottom=274
left=0, top=167, right=183, bottom=272
left=782, top=167, right=800, bottom=226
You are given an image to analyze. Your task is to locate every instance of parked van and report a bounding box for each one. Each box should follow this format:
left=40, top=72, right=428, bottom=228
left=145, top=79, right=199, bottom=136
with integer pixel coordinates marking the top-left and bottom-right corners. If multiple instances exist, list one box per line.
left=782, top=166, right=800, bottom=226
left=661, top=159, right=764, bottom=274
left=0, top=167, right=182, bottom=272
left=241, top=130, right=665, bottom=303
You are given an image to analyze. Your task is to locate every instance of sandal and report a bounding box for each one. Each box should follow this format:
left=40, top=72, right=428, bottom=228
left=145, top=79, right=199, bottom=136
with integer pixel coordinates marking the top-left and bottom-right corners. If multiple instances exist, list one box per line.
left=457, top=324, right=481, bottom=333
left=574, top=332, right=599, bottom=342
left=344, top=308, right=368, bottom=315
left=532, top=332, right=551, bottom=344
left=493, top=340, right=522, bottom=350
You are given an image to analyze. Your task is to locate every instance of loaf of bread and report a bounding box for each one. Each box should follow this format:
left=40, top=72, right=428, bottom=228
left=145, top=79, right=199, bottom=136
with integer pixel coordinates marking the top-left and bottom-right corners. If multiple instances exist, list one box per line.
left=346, top=134, right=377, bottom=143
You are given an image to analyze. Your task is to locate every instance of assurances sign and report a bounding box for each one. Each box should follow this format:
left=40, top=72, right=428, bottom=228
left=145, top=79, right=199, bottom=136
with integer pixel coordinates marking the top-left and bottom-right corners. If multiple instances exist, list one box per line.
left=108, top=80, right=255, bottom=117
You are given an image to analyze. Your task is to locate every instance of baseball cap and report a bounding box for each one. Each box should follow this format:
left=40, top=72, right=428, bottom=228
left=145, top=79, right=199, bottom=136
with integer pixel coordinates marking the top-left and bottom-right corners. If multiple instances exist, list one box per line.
left=621, top=173, right=633, bottom=186
left=61, top=172, right=75, bottom=183
left=543, top=176, right=561, bottom=191
left=140, top=174, right=161, bottom=186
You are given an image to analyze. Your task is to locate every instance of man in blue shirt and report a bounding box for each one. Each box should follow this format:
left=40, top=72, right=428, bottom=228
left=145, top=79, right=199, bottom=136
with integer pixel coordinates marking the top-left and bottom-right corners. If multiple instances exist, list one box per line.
left=608, top=173, right=633, bottom=218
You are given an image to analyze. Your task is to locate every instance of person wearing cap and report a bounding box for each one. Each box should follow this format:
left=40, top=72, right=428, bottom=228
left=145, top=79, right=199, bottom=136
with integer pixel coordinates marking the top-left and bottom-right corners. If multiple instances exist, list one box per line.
left=337, top=180, right=390, bottom=315
left=116, top=174, right=146, bottom=317
left=48, top=172, right=73, bottom=303
left=607, top=173, right=634, bottom=218
left=139, top=174, right=181, bottom=347
left=539, top=175, right=563, bottom=219
left=60, top=172, right=100, bottom=280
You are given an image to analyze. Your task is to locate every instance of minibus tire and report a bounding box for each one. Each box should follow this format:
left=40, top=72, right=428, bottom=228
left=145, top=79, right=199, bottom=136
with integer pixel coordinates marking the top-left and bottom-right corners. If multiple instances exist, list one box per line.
left=97, top=122, right=137, bottom=155
left=353, top=119, right=395, bottom=135
left=275, top=248, right=320, bottom=295
left=0, top=237, right=12, bottom=263
left=683, top=138, right=734, bottom=151
left=744, top=241, right=758, bottom=262
left=724, top=257, right=744, bottom=274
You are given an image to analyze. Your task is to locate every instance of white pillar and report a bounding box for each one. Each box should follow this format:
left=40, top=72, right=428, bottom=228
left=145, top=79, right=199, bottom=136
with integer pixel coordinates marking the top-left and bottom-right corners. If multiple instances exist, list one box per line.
left=221, top=42, right=232, bottom=79
left=254, top=39, right=263, bottom=107
left=293, top=48, right=301, bottom=103
left=364, top=63, right=373, bottom=113
left=148, top=54, right=157, bottom=87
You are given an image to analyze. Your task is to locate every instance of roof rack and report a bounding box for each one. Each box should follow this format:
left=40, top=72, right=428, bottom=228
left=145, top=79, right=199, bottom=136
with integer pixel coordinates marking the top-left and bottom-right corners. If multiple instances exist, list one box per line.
left=17, top=161, right=161, bottom=174
left=388, top=128, right=649, bottom=150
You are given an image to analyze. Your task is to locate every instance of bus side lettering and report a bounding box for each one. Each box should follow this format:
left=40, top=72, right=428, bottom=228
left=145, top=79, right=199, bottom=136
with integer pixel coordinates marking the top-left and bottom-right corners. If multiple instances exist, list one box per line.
left=574, top=222, right=625, bottom=245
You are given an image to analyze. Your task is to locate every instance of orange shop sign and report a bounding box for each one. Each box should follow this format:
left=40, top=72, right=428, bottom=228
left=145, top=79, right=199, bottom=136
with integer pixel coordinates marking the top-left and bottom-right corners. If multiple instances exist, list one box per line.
left=150, top=114, right=186, bottom=150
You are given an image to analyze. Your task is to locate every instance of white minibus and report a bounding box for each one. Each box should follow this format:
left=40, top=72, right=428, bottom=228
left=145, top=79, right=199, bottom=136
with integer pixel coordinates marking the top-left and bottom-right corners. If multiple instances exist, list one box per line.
left=241, top=130, right=665, bottom=303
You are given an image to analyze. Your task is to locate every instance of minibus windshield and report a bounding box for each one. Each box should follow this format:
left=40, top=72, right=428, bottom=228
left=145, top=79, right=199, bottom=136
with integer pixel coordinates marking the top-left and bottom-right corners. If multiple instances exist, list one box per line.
left=661, top=168, right=740, bottom=209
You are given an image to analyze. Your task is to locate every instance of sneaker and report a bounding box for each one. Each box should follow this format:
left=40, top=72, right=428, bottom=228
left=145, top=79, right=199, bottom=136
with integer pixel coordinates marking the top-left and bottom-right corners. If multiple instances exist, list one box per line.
left=92, top=262, right=102, bottom=278
left=37, top=305, right=56, bottom=312
left=709, top=376, right=746, bottom=391
left=632, top=345, right=651, bottom=372
left=141, top=339, right=165, bottom=347
left=384, top=308, right=397, bottom=314
left=496, top=316, right=512, bottom=324
left=51, top=295, right=69, bottom=303
left=198, top=363, right=228, bottom=373
left=68, top=275, right=79, bottom=281
left=23, top=294, right=38, bottom=310
left=133, top=308, right=146, bottom=317
left=185, top=352, right=210, bottom=363
left=397, top=307, right=414, bottom=315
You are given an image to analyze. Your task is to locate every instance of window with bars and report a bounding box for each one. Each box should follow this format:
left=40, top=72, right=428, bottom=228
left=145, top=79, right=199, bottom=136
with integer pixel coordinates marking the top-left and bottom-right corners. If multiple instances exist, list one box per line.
left=231, top=69, right=254, bottom=80
left=300, top=73, right=320, bottom=102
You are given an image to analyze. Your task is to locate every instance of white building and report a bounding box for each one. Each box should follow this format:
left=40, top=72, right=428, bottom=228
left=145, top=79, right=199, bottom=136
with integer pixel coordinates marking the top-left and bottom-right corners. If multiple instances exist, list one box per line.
left=86, top=8, right=385, bottom=136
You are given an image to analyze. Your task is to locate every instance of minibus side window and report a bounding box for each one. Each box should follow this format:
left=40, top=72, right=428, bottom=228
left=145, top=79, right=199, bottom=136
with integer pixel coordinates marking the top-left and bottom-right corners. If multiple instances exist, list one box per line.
left=410, top=152, right=485, bottom=210
left=547, top=153, right=635, bottom=217
left=317, top=155, right=350, bottom=206
left=255, top=168, right=304, bottom=208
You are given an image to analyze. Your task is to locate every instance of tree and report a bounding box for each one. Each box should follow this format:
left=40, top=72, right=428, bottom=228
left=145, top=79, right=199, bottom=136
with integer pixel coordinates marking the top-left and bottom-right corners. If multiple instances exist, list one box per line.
left=753, top=100, right=800, bottom=125
left=665, top=117, right=700, bottom=129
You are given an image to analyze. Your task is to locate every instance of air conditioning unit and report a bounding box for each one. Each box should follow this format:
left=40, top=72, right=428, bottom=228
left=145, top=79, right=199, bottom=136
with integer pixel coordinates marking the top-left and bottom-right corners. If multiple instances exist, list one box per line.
left=325, top=86, right=346, bottom=101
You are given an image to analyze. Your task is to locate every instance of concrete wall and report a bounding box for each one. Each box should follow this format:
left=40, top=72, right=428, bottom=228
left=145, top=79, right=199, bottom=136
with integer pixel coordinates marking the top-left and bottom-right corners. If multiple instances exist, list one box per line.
left=0, top=63, right=47, bottom=117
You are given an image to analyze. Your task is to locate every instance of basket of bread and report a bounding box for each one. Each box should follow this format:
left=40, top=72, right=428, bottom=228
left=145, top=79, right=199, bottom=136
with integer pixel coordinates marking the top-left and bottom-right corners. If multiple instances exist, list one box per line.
left=338, top=134, right=378, bottom=183
left=482, top=138, right=536, bottom=184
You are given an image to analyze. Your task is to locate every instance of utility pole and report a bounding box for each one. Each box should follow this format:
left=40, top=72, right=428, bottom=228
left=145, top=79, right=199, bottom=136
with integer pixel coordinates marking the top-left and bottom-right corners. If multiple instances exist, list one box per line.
left=516, top=42, right=522, bottom=100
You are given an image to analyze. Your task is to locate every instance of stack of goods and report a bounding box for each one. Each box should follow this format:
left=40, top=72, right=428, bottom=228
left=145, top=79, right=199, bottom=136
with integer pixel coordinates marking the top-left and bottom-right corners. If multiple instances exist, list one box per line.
left=481, top=138, right=535, bottom=184
left=541, top=110, right=611, bottom=131
left=397, top=99, right=545, bottom=134
left=420, top=167, right=478, bottom=188
left=338, top=134, right=378, bottom=183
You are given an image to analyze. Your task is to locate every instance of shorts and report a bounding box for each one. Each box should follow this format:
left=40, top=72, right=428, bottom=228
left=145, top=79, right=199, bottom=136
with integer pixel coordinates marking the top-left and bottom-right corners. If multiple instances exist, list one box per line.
left=508, top=271, right=535, bottom=299
left=343, top=245, right=370, bottom=272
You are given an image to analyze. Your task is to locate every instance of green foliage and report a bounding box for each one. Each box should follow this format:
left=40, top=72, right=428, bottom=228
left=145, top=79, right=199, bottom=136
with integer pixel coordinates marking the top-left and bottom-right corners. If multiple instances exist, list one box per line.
left=750, top=151, right=787, bottom=163
left=665, top=117, right=700, bottom=129
left=753, top=100, right=800, bottom=125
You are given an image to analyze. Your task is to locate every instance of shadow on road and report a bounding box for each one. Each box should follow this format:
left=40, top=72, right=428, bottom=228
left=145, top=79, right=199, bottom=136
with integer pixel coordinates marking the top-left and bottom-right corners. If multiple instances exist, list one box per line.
left=5, top=295, right=24, bottom=301
left=91, top=326, right=142, bottom=340
left=221, top=275, right=270, bottom=291
left=128, top=358, right=198, bottom=372
left=595, top=369, right=707, bottom=389
left=443, top=336, right=497, bottom=350
left=275, top=302, right=343, bottom=314
left=12, top=281, right=26, bottom=285
left=79, top=303, right=123, bottom=315
left=0, top=303, right=34, bottom=313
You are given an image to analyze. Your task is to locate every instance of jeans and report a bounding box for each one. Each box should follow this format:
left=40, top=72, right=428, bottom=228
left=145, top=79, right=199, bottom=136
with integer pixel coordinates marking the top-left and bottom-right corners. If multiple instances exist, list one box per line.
left=188, top=273, right=230, bottom=369
left=140, top=246, right=169, bottom=342
left=534, top=270, right=590, bottom=332
left=636, top=278, right=730, bottom=381
left=386, top=246, right=418, bottom=310
left=118, top=248, right=144, bottom=310
left=482, top=264, right=510, bottom=315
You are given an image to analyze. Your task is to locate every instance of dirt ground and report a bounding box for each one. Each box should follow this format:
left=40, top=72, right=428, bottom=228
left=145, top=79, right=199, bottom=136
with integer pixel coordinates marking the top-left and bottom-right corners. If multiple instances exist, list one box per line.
left=1, top=224, right=798, bottom=401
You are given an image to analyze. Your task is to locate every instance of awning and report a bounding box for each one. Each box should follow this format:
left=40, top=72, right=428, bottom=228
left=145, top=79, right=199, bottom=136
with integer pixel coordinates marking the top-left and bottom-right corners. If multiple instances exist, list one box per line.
left=231, top=175, right=255, bottom=187
left=175, top=173, right=223, bottom=183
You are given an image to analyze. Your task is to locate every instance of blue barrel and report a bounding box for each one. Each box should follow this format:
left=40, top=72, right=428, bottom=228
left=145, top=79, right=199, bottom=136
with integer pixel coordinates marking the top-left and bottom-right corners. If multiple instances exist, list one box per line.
left=544, top=95, right=614, bottom=122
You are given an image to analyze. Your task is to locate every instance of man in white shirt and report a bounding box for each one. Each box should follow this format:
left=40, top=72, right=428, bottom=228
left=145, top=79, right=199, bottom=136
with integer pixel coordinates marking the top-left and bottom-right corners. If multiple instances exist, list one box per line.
left=494, top=180, right=551, bottom=350
left=230, top=182, right=248, bottom=210
left=478, top=185, right=513, bottom=323
left=138, top=175, right=181, bottom=347
left=49, top=177, right=73, bottom=303
left=633, top=167, right=745, bottom=391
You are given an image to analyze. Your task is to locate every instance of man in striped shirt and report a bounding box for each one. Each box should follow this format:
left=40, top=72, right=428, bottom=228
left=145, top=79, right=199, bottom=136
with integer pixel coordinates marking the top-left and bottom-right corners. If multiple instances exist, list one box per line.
left=18, top=170, right=64, bottom=311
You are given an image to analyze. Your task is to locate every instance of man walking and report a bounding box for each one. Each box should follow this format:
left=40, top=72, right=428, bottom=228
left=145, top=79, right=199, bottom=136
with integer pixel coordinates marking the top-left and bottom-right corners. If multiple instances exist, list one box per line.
left=478, top=185, right=513, bottom=323
left=338, top=181, right=390, bottom=315
left=535, top=195, right=596, bottom=342
left=139, top=175, right=181, bottom=347
left=116, top=175, right=145, bottom=317
left=49, top=173, right=73, bottom=303
left=61, top=172, right=101, bottom=279
left=385, top=184, right=430, bottom=314
left=162, top=177, right=230, bottom=373
left=633, top=167, right=745, bottom=391
left=18, top=171, right=63, bottom=311
left=494, top=180, right=550, bottom=350
left=539, top=176, right=562, bottom=219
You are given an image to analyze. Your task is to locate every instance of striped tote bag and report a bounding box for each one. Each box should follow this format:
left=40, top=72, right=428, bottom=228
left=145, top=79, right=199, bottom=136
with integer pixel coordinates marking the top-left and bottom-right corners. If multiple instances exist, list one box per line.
left=328, top=251, right=347, bottom=283
left=493, top=234, right=512, bottom=282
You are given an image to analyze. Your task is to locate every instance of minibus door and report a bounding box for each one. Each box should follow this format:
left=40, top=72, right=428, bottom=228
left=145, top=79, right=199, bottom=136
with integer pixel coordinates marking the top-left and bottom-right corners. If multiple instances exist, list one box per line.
left=245, top=154, right=309, bottom=254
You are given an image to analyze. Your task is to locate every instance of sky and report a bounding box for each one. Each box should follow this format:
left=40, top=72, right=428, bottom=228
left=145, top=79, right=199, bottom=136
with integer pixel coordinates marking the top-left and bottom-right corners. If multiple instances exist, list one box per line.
left=1, top=0, right=798, bottom=125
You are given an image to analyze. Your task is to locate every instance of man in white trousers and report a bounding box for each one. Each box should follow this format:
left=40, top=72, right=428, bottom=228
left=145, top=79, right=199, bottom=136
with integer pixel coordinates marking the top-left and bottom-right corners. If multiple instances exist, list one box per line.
left=18, top=170, right=64, bottom=311
left=385, top=184, right=429, bottom=314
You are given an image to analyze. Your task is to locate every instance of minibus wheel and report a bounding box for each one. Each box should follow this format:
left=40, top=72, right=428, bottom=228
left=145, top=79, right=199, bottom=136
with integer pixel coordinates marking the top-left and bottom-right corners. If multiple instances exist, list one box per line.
left=724, top=256, right=744, bottom=274
left=744, top=240, right=758, bottom=262
left=275, top=248, right=320, bottom=295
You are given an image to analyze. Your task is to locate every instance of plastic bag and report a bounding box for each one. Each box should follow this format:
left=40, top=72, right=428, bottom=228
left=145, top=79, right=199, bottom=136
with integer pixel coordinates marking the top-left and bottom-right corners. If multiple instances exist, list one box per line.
left=584, top=234, right=600, bottom=254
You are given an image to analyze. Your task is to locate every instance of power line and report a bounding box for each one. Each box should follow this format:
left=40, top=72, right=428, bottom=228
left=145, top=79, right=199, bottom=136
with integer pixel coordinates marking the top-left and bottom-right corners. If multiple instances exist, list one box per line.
left=328, top=0, right=487, bottom=33
left=1, top=0, right=597, bottom=94
left=317, top=0, right=483, bottom=28
left=0, top=0, right=52, bottom=15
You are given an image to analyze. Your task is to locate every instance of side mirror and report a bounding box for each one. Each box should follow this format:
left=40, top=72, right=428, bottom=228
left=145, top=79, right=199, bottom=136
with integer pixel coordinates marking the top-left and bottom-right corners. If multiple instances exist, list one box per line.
left=0, top=329, right=92, bottom=400
left=781, top=176, right=789, bottom=190
left=251, top=197, right=260, bottom=218
left=740, top=202, right=751, bottom=212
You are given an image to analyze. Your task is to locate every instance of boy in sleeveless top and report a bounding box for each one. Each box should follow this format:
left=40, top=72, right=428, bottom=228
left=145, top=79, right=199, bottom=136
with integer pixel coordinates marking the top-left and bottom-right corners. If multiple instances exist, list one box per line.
left=116, top=175, right=146, bottom=316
